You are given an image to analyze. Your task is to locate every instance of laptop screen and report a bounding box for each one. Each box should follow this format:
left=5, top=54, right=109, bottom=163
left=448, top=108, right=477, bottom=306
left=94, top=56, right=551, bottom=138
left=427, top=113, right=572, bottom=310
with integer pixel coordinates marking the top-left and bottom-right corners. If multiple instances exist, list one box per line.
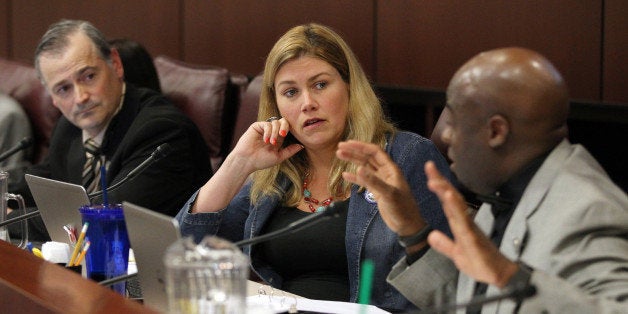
left=25, top=174, right=90, bottom=244
left=122, top=201, right=181, bottom=310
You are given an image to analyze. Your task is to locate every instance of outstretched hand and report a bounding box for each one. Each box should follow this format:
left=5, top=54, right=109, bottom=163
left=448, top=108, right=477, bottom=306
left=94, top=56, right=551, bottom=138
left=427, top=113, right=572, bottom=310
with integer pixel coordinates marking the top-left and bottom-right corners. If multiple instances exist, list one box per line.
left=336, top=140, right=425, bottom=236
left=424, top=161, right=518, bottom=288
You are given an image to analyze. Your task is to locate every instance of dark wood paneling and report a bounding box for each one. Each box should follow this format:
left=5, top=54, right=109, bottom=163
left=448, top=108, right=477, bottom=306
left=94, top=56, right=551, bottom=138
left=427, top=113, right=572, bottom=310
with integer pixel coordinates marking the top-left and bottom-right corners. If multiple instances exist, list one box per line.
left=0, top=0, right=8, bottom=58
left=182, top=0, right=375, bottom=78
left=10, top=0, right=181, bottom=64
left=1, top=0, right=626, bottom=188
left=603, top=0, right=628, bottom=103
left=2, top=0, right=626, bottom=104
left=376, top=1, right=602, bottom=101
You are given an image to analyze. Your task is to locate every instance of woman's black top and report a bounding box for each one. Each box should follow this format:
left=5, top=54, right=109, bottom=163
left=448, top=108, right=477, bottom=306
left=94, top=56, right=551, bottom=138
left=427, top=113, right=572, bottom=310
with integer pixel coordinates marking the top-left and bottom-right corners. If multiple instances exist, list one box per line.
left=256, top=199, right=350, bottom=301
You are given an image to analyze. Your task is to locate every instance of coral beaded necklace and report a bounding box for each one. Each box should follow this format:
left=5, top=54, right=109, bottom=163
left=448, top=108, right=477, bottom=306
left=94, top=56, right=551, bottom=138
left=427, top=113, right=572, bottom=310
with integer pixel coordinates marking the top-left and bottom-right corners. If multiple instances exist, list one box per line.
left=302, top=173, right=333, bottom=213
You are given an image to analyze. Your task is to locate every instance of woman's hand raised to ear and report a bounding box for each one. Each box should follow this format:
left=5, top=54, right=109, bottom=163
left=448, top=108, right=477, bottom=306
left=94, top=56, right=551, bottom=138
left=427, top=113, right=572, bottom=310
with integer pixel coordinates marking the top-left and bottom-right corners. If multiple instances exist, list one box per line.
left=192, top=118, right=303, bottom=214
left=231, top=117, right=304, bottom=174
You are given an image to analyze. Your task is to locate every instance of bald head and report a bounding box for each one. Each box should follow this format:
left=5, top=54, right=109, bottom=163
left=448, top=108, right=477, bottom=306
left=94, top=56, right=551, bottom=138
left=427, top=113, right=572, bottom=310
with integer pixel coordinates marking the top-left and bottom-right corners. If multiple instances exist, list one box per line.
left=443, top=47, right=570, bottom=194
left=449, top=47, right=569, bottom=145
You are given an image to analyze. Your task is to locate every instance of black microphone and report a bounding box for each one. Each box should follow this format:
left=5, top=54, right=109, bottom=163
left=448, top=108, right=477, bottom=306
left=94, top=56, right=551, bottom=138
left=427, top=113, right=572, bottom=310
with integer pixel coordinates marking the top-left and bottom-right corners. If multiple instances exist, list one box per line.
left=0, top=144, right=173, bottom=228
left=0, top=210, right=40, bottom=228
left=409, top=283, right=537, bottom=314
left=88, top=143, right=172, bottom=199
left=0, top=137, right=34, bottom=163
left=234, top=200, right=347, bottom=248
left=98, top=202, right=346, bottom=292
left=98, top=272, right=138, bottom=286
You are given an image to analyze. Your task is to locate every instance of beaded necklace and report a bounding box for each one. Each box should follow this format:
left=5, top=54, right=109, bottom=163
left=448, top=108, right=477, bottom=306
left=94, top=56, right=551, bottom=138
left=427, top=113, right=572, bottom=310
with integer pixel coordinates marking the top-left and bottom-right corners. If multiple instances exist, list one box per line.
left=302, top=173, right=333, bottom=213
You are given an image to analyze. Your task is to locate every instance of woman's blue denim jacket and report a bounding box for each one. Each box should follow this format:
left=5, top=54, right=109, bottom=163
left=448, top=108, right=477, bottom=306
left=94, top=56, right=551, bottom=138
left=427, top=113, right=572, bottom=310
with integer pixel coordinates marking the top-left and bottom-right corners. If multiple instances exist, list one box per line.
left=176, top=131, right=453, bottom=312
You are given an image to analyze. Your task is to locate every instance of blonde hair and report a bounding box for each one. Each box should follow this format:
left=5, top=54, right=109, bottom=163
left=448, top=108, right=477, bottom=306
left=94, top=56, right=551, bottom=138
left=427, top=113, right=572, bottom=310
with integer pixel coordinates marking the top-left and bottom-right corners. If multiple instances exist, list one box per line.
left=251, top=23, right=396, bottom=206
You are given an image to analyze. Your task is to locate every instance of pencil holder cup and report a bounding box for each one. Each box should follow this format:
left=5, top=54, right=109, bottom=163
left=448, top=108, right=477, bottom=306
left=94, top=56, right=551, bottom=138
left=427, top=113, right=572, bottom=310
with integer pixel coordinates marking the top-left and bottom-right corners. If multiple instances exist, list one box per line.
left=79, top=203, right=130, bottom=295
left=57, top=263, right=83, bottom=275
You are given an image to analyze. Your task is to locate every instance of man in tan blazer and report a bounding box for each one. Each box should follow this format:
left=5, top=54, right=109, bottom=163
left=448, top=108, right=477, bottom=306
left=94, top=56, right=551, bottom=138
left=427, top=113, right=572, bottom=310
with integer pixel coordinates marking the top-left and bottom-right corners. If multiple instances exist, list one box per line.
left=336, top=47, right=628, bottom=313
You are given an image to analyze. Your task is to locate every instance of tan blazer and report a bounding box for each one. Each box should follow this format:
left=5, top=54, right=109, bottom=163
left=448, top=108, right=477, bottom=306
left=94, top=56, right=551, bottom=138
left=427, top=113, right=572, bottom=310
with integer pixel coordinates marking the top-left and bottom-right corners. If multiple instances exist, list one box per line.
left=389, top=140, right=628, bottom=313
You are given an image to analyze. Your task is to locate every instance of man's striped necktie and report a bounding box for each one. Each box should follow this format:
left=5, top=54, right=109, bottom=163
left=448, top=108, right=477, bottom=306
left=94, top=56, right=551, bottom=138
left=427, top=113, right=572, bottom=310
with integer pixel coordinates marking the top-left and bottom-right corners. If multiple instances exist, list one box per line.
left=82, top=139, right=103, bottom=194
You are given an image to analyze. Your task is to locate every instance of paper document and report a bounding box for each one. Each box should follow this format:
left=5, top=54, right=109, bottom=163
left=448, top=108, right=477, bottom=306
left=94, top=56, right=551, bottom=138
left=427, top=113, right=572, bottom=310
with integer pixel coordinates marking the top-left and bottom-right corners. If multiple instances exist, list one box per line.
left=247, top=295, right=391, bottom=314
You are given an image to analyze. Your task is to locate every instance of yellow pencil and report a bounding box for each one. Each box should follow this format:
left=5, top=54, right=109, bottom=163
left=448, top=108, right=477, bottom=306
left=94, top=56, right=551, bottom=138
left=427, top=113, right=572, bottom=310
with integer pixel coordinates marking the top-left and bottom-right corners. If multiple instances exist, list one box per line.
left=74, top=241, right=90, bottom=266
left=32, top=247, right=44, bottom=259
left=68, top=222, right=88, bottom=266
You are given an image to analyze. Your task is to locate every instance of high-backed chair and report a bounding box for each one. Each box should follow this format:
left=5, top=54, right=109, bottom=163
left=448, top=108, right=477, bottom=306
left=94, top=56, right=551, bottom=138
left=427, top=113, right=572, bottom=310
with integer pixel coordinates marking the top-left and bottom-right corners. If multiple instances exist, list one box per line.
left=154, top=55, right=242, bottom=172
left=0, top=57, right=60, bottom=164
left=226, top=72, right=250, bottom=152
left=230, top=74, right=263, bottom=151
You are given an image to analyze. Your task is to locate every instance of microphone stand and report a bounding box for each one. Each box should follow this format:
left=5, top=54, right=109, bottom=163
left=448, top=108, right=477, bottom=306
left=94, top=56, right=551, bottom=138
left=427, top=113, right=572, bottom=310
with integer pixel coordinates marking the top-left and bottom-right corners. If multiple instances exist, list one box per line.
left=0, top=210, right=40, bottom=228
left=0, top=137, right=33, bottom=163
left=99, top=272, right=138, bottom=286
left=88, top=143, right=172, bottom=199
left=0, top=143, right=172, bottom=228
left=88, top=179, right=127, bottom=199
left=235, top=201, right=347, bottom=248
left=413, top=284, right=537, bottom=314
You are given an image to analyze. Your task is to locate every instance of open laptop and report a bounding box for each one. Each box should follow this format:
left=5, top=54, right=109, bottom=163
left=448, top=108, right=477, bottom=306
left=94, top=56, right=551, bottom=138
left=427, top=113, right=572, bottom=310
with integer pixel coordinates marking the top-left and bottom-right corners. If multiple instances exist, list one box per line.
left=122, top=201, right=181, bottom=310
left=24, top=174, right=90, bottom=244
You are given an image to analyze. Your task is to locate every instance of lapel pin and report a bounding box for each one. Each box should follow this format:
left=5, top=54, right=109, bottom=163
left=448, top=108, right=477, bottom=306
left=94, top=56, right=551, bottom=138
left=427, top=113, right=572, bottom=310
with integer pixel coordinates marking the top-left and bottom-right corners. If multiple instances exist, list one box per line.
left=364, top=190, right=377, bottom=204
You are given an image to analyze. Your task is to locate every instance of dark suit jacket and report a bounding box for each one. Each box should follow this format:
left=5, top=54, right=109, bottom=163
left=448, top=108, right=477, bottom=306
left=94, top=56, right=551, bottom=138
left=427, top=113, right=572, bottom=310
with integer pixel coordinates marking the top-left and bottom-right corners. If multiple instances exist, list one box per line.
left=12, top=85, right=212, bottom=241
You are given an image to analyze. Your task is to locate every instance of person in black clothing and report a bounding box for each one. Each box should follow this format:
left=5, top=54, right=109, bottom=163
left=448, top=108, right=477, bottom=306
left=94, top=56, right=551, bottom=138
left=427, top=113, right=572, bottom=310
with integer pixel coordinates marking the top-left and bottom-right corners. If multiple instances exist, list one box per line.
left=109, top=38, right=162, bottom=93
left=9, top=19, right=211, bottom=242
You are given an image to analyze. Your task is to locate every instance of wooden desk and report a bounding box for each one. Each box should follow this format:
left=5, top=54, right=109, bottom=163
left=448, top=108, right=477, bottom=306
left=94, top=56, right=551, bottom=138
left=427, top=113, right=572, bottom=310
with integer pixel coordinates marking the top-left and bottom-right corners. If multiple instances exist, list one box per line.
left=0, top=240, right=157, bottom=313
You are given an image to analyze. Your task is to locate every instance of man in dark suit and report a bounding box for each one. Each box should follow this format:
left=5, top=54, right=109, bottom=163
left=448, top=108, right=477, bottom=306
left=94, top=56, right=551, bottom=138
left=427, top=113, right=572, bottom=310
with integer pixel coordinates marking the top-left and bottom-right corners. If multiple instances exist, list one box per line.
left=9, top=19, right=211, bottom=241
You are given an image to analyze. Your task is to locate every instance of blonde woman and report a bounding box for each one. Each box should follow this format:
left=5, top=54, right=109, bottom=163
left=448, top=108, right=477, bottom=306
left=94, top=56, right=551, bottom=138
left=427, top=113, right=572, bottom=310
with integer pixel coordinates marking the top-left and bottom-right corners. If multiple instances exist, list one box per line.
left=176, top=23, right=453, bottom=311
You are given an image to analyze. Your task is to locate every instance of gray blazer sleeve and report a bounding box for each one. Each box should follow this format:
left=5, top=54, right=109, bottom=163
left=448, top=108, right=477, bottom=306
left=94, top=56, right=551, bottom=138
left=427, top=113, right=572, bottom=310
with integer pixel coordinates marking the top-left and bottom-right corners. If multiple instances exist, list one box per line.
left=387, top=249, right=458, bottom=309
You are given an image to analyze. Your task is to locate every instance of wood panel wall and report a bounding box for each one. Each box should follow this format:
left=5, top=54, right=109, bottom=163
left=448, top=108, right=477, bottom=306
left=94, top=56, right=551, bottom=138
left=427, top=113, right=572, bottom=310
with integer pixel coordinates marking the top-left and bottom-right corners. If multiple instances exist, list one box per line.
left=377, top=1, right=601, bottom=100
left=182, top=0, right=375, bottom=77
left=0, top=0, right=8, bottom=57
left=604, top=0, right=628, bottom=103
left=8, top=0, right=181, bottom=63
left=1, top=0, right=626, bottom=104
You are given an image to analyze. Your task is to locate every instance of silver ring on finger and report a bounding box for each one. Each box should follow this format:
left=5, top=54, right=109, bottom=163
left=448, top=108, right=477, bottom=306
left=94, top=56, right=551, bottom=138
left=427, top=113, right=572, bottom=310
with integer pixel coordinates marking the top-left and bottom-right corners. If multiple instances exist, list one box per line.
left=266, top=116, right=281, bottom=122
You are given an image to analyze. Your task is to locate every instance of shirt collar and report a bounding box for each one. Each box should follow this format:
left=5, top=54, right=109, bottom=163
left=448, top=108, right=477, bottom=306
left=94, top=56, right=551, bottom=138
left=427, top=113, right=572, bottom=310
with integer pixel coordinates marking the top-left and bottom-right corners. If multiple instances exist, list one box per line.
left=477, top=151, right=550, bottom=212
